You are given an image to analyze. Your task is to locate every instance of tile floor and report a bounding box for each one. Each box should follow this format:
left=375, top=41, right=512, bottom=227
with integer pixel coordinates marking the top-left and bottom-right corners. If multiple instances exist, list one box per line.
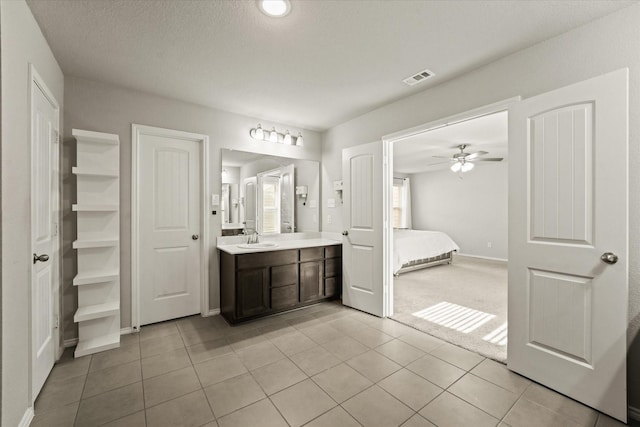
left=32, top=301, right=634, bottom=427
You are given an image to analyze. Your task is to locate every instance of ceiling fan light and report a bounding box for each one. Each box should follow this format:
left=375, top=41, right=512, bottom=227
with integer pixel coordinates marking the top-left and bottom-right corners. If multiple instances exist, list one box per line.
left=461, top=162, right=474, bottom=172
left=450, top=162, right=462, bottom=172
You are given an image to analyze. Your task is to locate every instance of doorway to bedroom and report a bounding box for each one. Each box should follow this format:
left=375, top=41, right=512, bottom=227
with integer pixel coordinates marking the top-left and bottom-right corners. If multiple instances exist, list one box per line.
left=390, top=110, right=509, bottom=362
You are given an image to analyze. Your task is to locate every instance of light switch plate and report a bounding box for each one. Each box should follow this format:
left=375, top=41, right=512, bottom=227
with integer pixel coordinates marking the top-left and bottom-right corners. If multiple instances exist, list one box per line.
left=211, top=193, right=220, bottom=206
left=327, top=198, right=335, bottom=208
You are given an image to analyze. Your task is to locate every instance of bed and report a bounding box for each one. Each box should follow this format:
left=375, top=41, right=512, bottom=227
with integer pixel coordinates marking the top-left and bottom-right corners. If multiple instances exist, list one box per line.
left=393, top=229, right=460, bottom=275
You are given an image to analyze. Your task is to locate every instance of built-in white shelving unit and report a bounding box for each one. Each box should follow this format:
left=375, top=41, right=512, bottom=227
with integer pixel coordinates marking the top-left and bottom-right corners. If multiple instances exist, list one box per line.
left=72, top=129, right=121, bottom=357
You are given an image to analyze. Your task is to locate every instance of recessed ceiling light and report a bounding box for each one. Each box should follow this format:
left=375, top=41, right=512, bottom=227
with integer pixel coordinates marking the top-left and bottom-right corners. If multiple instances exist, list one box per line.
left=258, top=0, right=291, bottom=17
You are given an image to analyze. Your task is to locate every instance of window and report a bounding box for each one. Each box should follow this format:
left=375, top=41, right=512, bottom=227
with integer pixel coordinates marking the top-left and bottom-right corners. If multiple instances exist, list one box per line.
left=393, top=178, right=411, bottom=228
left=261, top=177, right=280, bottom=234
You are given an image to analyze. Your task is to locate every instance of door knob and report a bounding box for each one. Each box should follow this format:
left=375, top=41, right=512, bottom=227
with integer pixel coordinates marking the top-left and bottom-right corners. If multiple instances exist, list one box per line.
left=33, top=253, right=49, bottom=264
left=342, top=231, right=349, bottom=236
left=600, top=252, right=618, bottom=264
left=192, top=234, right=199, bottom=240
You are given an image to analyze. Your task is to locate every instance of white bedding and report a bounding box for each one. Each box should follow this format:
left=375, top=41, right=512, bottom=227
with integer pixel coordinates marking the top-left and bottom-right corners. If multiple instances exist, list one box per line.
left=393, top=229, right=460, bottom=274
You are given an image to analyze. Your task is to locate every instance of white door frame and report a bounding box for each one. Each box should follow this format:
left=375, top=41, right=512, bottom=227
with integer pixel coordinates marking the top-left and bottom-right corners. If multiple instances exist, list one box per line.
left=131, top=124, right=210, bottom=331
left=29, top=64, right=62, bottom=402
left=381, top=97, right=520, bottom=318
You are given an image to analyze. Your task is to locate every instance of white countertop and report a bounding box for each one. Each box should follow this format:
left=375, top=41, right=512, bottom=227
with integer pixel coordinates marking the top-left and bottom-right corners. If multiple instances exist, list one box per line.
left=217, top=237, right=341, bottom=255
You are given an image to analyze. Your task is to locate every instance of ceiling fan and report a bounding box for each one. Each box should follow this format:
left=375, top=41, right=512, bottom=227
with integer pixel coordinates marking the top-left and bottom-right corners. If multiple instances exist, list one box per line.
left=433, top=144, right=503, bottom=173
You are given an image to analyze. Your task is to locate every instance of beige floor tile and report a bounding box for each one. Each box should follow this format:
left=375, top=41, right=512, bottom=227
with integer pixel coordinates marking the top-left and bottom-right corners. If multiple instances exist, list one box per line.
left=522, top=383, right=598, bottom=426
left=406, top=354, right=465, bottom=389
left=176, top=314, right=215, bottom=333
left=470, top=359, right=531, bottom=395
left=429, top=342, right=485, bottom=371
left=144, top=366, right=201, bottom=408
left=34, top=373, right=86, bottom=412
left=289, top=345, right=341, bottom=376
left=401, top=414, right=437, bottom=427
left=328, top=317, right=368, bottom=335
left=312, top=363, right=373, bottom=403
left=288, top=313, right=324, bottom=329
left=257, top=322, right=297, bottom=340
left=398, top=330, right=446, bottom=353
left=235, top=341, right=285, bottom=370
left=270, top=331, right=317, bottom=356
left=419, top=392, right=499, bottom=427
left=271, top=379, right=337, bottom=427
left=120, top=333, right=141, bottom=348
left=46, top=349, right=91, bottom=382
left=346, top=350, right=401, bottom=382
left=367, top=318, right=417, bottom=337
left=217, top=398, right=288, bottom=427
left=250, top=358, right=307, bottom=395
left=186, top=337, right=233, bottom=364
left=322, top=335, right=369, bottom=361
left=378, top=369, right=443, bottom=411
left=350, top=326, right=395, bottom=348
left=180, top=326, right=226, bottom=347
left=227, top=329, right=268, bottom=351
left=145, top=389, right=214, bottom=427
left=31, top=401, right=79, bottom=427
left=301, top=324, right=345, bottom=344
left=448, top=373, right=518, bottom=419
left=89, top=343, right=141, bottom=372
left=101, top=410, right=146, bottom=426
left=140, top=333, right=185, bottom=359
left=200, top=422, right=219, bottom=427
left=503, top=397, right=582, bottom=427
left=194, top=352, right=248, bottom=387
left=75, top=382, right=144, bottom=426
left=343, top=385, right=414, bottom=427
left=303, top=406, right=361, bottom=427
left=140, top=321, right=179, bottom=342
left=596, top=413, right=631, bottom=426
left=375, top=339, right=425, bottom=366
left=83, top=359, right=142, bottom=398
left=141, top=347, right=192, bottom=379
left=203, top=372, right=265, bottom=418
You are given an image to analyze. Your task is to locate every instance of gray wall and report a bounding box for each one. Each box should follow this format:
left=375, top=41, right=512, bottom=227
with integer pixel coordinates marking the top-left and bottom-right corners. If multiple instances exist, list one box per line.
left=410, top=162, right=508, bottom=260
left=1, top=1, right=64, bottom=425
left=321, top=4, right=640, bottom=410
left=63, top=76, right=322, bottom=341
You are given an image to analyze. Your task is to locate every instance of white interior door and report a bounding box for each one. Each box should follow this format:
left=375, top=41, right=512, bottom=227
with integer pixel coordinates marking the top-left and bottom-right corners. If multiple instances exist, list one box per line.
left=280, top=164, right=295, bottom=233
left=31, top=74, right=59, bottom=399
left=138, top=133, right=201, bottom=325
left=508, top=69, right=628, bottom=421
left=342, top=141, right=385, bottom=317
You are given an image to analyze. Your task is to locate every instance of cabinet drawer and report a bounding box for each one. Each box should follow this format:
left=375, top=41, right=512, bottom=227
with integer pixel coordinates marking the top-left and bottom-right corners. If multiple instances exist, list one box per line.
left=325, top=245, right=342, bottom=258
left=271, top=264, right=298, bottom=288
left=237, top=250, right=297, bottom=270
left=271, top=284, right=298, bottom=309
left=300, top=247, right=324, bottom=262
left=325, top=258, right=341, bottom=278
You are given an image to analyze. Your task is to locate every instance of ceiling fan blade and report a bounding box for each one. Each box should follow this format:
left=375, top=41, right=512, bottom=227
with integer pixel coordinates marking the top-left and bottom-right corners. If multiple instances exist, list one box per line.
left=465, top=151, right=489, bottom=160
left=473, top=157, right=504, bottom=162
left=432, top=155, right=454, bottom=159
left=427, top=160, right=454, bottom=165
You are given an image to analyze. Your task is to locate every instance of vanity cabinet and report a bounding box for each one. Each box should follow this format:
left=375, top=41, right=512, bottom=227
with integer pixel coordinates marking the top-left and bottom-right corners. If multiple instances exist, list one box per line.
left=220, top=244, right=342, bottom=323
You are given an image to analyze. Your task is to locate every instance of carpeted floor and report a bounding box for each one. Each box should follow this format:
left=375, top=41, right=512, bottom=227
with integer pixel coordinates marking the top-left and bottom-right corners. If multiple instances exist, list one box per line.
left=392, top=254, right=508, bottom=362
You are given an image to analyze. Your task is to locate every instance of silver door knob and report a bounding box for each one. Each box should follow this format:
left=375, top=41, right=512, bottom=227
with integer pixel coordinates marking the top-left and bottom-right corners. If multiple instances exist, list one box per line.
left=342, top=231, right=348, bottom=236
left=600, top=252, right=618, bottom=264
left=33, top=253, right=49, bottom=264
left=192, top=234, right=199, bottom=240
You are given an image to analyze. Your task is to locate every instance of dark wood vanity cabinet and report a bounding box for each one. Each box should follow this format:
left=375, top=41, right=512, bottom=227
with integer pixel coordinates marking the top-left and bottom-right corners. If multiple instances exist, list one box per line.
left=220, top=244, right=342, bottom=323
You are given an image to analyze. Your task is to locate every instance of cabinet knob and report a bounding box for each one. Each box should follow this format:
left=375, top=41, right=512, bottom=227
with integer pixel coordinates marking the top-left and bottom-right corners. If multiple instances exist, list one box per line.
left=192, top=234, right=199, bottom=240
left=342, top=231, right=349, bottom=236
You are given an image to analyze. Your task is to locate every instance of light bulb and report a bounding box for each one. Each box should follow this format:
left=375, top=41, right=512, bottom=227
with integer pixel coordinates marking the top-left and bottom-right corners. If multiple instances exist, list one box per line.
left=461, top=162, right=474, bottom=172
left=259, top=0, right=290, bottom=17
left=254, top=124, right=264, bottom=140
left=296, top=132, right=304, bottom=147
left=450, top=162, right=462, bottom=172
left=283, top=130, right=292, bottom=145
left=269, top=127, right=278, bottom=143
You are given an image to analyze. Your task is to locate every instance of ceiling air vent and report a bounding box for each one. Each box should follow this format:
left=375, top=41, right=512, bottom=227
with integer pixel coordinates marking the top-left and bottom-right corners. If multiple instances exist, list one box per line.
left=403, top=68, right=434, bottom=86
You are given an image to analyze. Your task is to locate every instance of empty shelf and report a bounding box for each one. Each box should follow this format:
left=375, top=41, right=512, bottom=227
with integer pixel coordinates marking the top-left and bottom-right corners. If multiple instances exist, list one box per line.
left=74, top=333, right=120, bottom=358
left=74, top=301, right=120, bottom=322
left=72, top=204, right=119, bottom=212
left=72, top=167, right=119, bottom=178
left=73, top=270, right=119, bottom=286
left=72, top=129, right=119, bottom=145
left=73, top=239, right=119, bottom=249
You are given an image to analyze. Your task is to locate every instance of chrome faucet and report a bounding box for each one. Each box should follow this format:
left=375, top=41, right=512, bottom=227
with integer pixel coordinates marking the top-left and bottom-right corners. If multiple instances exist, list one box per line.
left=245, top=228, right=260, bottom=244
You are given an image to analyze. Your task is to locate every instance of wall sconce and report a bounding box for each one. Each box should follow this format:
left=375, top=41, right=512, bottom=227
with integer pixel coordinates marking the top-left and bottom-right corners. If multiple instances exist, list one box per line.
left=250, top=124, right=304, bottom=146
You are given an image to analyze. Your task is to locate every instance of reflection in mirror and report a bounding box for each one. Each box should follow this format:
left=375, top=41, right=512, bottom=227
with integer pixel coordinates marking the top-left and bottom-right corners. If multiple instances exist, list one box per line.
left=221, top=149, right=320, bottom=236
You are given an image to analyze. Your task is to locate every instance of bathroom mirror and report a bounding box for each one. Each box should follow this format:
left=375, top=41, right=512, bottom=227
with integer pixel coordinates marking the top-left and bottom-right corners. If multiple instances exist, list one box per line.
left=221, top=149, right=320, bottom=235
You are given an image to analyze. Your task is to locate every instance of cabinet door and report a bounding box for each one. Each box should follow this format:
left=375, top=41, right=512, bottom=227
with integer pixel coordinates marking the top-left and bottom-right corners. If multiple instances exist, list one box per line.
left=300, top=261, right=323, bottom=302
left=324, top=277, right=340, bottom=298
left=237, top=268, right=269, bottom=317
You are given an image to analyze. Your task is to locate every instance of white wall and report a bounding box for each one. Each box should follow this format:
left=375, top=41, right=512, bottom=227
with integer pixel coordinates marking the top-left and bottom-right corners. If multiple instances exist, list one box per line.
left=1, top=1, right=65, bottom=425
left=321, top=4, right=640, bottom=409
left=63, top=76, right=322, bottom=341
left=411, top=162, right=507, bottom=260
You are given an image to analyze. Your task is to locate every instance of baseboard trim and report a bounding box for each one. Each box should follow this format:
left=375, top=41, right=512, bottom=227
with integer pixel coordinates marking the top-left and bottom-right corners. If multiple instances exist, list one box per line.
left=629, top=405, right=640, bottom=421
left=204, top=308, right=221, bottom=317
left=120, top=327, right=133, bottom=335
left=456, top=253, right=508, bottom=263
left=64, top=327, right=135, bottom=348
left=18, top=407, right=34, bottom=427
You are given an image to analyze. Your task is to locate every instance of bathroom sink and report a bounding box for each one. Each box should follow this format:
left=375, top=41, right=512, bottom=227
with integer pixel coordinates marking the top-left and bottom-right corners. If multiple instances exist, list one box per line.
left=237, top=242, right=279, bottom=249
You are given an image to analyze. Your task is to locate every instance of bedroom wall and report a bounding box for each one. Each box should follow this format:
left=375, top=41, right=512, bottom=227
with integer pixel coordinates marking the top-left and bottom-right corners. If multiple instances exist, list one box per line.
left=63, top=76, right=322, bottom=342
left=1, top=1, right=64, bottom=425
left=410, top=162, right=507, bottom=260
left=321, top=4, right=640, bottom=411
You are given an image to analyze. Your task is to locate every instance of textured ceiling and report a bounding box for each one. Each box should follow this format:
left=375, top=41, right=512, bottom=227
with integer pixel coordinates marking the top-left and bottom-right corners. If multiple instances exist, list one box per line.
left=394, top=111, right=507, bottom=174
left=27, top=0, right=633, bottom=131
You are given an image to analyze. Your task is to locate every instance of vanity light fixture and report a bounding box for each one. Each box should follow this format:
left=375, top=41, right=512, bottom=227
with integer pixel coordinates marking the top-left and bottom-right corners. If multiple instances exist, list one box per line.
left=269, top=127, right=279, bottom=143
left=296, top=132, right=304, bottom=147
left=249, top=124, right=305, bottom=147
left=283, top=130, right=292, bottom=145
left=253, top=124, right=264, bottom=140
left=258, top=0, right=291, bottom=17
